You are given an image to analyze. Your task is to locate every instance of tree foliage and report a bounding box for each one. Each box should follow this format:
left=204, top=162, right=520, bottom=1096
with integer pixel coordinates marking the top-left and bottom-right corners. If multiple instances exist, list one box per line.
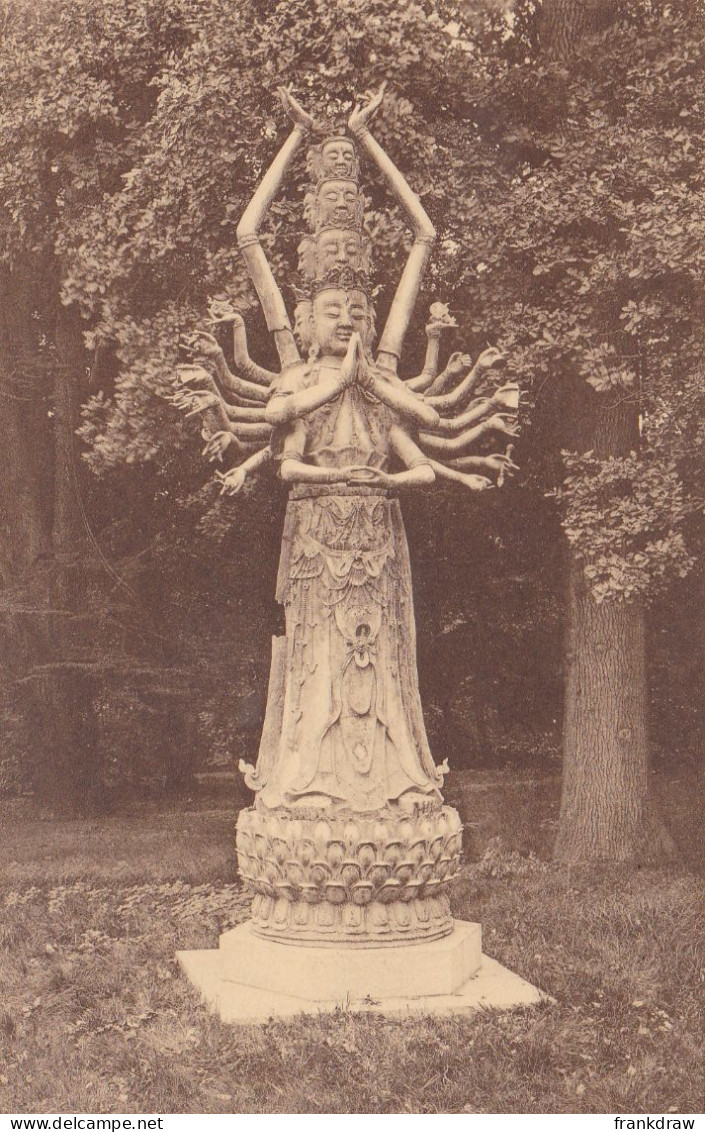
left=0, top=0, right=702, bottom=803
left=53, top=0, right=705, bottom=608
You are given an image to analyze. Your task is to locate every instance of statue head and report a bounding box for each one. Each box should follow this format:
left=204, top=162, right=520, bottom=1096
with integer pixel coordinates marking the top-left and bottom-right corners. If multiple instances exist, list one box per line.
left=303, top=178, right=365, bottom=230
left=309, top=287, right=374, bottom=356
left=298, top=227, right=371, bottom=281
left=293, top=296, right=313, bottom=354
left=306, top=136, right=359, bottom=182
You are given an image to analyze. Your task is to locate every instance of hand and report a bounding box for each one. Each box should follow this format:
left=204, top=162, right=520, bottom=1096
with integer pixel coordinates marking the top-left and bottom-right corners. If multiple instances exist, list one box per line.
left=345, top=466, right=392, bottom=488
left=205, top=298, right=245, bottom=328
left=216, top=466, right=248, bottom=495
left=474, top=347, right=506, bottom=372
left=176, top=363, right=213, bottom=386
left=181, top=330, right=223, bottom=360
left=464, top=395, right=493, bottom=415
left=483, top=446, right=519, bottom=486
left=175, top=389, right=219, bottom=417
left=356, top=348, right=377, bottom=392
left=459, top=474, right=494, bottom=492
left=277, top=85, right=319, bottom=134
left=443, top=351, right=473, bottom=379
left=338, top=332, right=361, bottom=390
left=348, top=82, right=386, bottom=136
left=483, top=413, right=520, bottom=438
left=492, top=382, right=520, bottom=411
left=425, top=302, right=458, bottom=338
left=202, top=429, right=235, bottom=463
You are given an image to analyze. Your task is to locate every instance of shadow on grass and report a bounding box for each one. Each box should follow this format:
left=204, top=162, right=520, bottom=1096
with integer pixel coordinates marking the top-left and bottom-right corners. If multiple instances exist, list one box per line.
left=0, top=768, right=702, bottom=1114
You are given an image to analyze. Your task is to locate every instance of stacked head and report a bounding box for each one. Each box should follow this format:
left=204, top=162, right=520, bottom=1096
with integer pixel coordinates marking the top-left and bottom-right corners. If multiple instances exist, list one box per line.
left=294, top=135, right=375, bottom=358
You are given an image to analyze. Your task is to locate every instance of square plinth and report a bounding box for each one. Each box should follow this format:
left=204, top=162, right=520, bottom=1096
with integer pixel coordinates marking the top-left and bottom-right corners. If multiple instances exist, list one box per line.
left=218, top=919, right=481, bottom=1001
left=177, top=919, right=548, bottom=1025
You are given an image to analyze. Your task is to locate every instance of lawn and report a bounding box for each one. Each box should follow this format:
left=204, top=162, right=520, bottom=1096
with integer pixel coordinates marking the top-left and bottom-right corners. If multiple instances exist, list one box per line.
left=0, top=770, right=702, bottom=1114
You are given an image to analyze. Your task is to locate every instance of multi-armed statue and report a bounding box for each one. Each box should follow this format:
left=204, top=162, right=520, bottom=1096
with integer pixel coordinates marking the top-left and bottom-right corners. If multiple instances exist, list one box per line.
left=174, top=88, right=519, bottom=953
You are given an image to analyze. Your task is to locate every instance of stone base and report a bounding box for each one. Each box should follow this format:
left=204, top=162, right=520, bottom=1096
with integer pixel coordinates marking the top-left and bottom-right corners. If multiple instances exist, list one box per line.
left=219, top=918, right=481, bottom=1000
left=236, top=804, right=463, bottom=946
left=177, top=919, right=547, bottom=1025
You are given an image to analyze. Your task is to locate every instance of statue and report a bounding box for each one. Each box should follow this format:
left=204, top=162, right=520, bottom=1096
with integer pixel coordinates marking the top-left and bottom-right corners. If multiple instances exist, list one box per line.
left=173, top=87, right=520, bottom=950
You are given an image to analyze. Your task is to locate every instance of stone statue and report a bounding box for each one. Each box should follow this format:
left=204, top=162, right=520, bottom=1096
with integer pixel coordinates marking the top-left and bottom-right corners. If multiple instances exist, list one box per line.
left=173, top=87, right=520, bottom=950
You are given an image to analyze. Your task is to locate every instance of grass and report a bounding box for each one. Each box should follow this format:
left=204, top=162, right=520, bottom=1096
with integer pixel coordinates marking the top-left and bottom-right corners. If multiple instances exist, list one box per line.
left=0, top=770, right=702, bottom=1115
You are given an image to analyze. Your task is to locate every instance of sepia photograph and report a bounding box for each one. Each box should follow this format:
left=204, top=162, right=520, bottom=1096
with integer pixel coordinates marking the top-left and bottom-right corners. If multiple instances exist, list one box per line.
left=0, top=0, right=702, bottom=1120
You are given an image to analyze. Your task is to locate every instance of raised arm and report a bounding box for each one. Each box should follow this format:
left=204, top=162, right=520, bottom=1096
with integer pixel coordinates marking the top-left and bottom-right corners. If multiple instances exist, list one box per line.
left=348, top=87, right=435, bottom=371
left=406, top=304, right=459, bottom=391
left=231, top=315, right=278, bottom=386
left=236, top=89, right=318, bottom=370
left=206, top=302, right=279, bottom=387
left=357, top=344, right=440, bottom=430
left=182, top=332, right=269, bottom=403
left=404, top=329, right=442, bottom=393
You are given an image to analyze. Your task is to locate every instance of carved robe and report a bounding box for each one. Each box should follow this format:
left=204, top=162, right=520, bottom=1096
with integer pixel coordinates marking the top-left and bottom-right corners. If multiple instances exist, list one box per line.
left=244, top=364, right=446, bottom=813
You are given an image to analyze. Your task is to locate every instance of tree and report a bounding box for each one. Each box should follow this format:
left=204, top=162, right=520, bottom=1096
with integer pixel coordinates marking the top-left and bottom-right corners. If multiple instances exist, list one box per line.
left=533, top=0, right=697, bottom=862
left=419, top=0, right=703, bottom=861
left=0, top=0, right=202, bottom=808
left=1, top=0, right=701, bottom=831
left=71, top=0, right=705, bottom=845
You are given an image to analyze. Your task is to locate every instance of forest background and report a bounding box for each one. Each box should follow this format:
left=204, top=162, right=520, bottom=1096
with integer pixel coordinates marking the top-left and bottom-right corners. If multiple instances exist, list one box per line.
left=0, top=0, right=702, bottom=867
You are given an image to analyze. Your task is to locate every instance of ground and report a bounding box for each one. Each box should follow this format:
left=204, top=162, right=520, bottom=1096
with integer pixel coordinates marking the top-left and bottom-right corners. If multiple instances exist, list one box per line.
left=0, top=771, right=702, bottom=1115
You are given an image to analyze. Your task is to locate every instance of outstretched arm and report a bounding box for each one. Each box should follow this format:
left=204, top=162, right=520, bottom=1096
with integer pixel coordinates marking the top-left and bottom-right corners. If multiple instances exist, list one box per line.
left=450, top=446, right=519, bottom=487
left=349, top=87, right=435, bottom=371
left=426, top=348, right=506, bottom=413
left=215, top=446, right=273, bottom=494
left=174, top=366, right=273, bottom=455
left=435, top=384, right=520, bottom=433
left=181, top=369, right=267, bottom=422
left=368, top=371, right=439, bottom=430
left=171, top=370, right=233, bottom=433
left=236, top=88, right=317, bottom=369
left=427, top=459, right=493, bottom=492
left=206, top=302, right=278, bottom=387
left=431, top=396, right=495, bottom=434
left=419, top=414, right=519, bottom=455
left=180, top=335, right=270, bottom=403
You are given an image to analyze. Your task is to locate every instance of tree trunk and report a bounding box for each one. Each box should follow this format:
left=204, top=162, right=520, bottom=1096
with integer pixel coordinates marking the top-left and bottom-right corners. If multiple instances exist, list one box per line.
left=539, top=0, right=677, bottom=863
left=0, top=264, right=51, bottom=582
left=53, top=304, right=86, bottom=556
left=555, top=569, right=675, bottom=862
left=555, top=390, right=677, bottom=863
left=31, top=666, right=103, bottom=814
left=51, top=303, right=87, bottom=610
left=539, top=0, right=618, bottom=60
